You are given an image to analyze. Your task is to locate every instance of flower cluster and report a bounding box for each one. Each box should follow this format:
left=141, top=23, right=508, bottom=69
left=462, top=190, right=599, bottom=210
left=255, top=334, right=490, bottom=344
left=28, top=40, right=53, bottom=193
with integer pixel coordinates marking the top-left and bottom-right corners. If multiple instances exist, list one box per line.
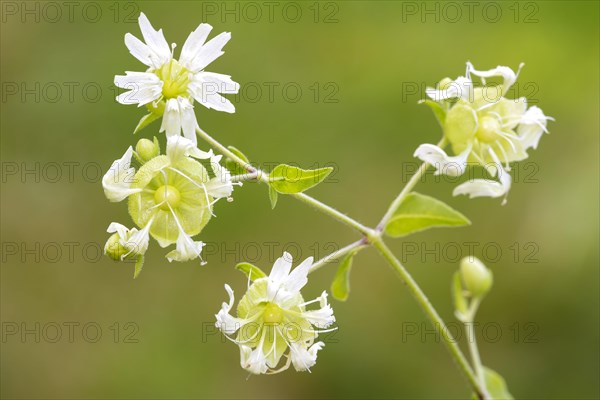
left=215, top=253, right=336, bottom=374
left=415, top=62, right=553, bottom=203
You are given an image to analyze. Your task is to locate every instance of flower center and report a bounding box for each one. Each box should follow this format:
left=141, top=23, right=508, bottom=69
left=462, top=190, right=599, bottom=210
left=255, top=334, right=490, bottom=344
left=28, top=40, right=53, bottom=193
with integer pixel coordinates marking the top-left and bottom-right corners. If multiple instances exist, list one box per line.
left=156, top=59, right=190, bottom=99
left=476, top=115, right=502, bottom=143
left=262, top=303, right=284, bottom=324
left=154, top=185, right=181, bottom=211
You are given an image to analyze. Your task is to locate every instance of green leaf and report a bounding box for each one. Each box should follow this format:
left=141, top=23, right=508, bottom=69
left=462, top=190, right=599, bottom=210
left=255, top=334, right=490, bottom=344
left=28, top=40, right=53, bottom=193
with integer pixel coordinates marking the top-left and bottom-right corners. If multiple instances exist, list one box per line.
left=269, top=185, right=278, bottom=209
left=330, top=251, right=357, bottom=301
left=452, top=271, right=468, bottom=317
left=481, top=367, right=513, bottom=400
left=421, top=99, right=447, bottom=126
left=133, top=255, right=144, bottom=279
left=268, top=164, right=332, bottom=194
left=235, top=262, right=267, bottom=281
left=133, top=113, right=160, bottom=134
left=385, top=192, right=470, bottom=238
left=226, top=146, right=250, bottom=176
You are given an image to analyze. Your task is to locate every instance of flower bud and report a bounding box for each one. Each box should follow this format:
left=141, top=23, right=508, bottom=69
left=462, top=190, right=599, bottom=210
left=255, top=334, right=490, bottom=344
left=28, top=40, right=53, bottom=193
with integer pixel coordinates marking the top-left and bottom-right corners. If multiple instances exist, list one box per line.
left=104, top=232, right=130, bottom=261
left=135, top=137, right=159, bottom=162
left=438, top=77, right=453, bottom=90
left=460, top=256, right=493, bottom=298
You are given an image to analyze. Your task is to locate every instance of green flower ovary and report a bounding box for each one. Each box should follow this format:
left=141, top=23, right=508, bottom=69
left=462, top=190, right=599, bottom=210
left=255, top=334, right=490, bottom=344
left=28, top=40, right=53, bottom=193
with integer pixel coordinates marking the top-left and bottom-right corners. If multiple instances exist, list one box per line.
left=128, top=156, right=213, bottom=246
left=156, top=59, right=190, bottom=99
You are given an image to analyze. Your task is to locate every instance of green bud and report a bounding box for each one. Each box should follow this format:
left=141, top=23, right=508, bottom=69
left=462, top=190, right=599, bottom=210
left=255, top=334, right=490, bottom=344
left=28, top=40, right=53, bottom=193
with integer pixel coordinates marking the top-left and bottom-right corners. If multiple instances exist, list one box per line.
left=135, top=137, right=160, bottom=162
left=104, top=233, right=130, bottom=261
left=460, top=256, right=493, bottom=298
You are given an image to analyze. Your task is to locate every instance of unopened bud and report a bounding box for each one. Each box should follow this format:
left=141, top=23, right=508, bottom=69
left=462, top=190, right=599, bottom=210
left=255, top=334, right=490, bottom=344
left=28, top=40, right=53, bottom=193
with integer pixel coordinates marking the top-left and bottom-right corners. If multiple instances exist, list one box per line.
left=460, top=256, right=493, bottom=298
left=136, top=137, right=160, bottom=162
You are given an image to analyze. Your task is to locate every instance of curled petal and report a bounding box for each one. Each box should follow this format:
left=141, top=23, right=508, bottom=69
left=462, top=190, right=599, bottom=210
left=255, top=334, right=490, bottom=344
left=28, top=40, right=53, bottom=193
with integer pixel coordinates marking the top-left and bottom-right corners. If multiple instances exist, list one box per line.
left=290, top=341, right=325, bottom=372
left=518, top=106, right=553, bottom=150
left=426, top=76, right=472, bottom=101
left=205, top=154, right=234, bottom=199
left=215, top=284, right=243, bottom=335
left=467, top=62, right=524, bottom=96
left=166, top=135, right=212, bottom=165
left=102, top=146, right=141, bottom=202
left=165, top=231, right=204, bottom=262
left=414, top=144, right=470, bottom=177
left=302, top=291, right=335, bottom=329
left=240, top=344, right=269, bottom=375
left=453, top=161, right=512, bottom=204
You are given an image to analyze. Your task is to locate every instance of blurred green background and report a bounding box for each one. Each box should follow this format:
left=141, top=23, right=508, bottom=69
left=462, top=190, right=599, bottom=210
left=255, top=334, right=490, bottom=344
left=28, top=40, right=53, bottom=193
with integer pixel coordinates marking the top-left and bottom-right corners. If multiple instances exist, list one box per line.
left=1, top=1, right=598, bottom=398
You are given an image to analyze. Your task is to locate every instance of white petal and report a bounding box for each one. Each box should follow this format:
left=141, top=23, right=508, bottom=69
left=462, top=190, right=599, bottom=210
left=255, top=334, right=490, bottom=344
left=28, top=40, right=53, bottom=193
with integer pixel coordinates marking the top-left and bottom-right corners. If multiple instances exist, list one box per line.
left=517, top=106, right=552, bottom=150
left=102, top=146, right=141, bottom=202
left=124, top=33, right=153, bottom=67
left=186, top=31, right=231, bottom=72
left=189, top=79, right=236, bottom=113
left=165, top=230, right=204, bottom=262
left=269, top=252, right=293, bottom=283
left=414, top=144, right=470, bottom=177
left=426, top=76, right=472, bottom=101
left=137, top=12, right=171, bottom=67
left=114, top=72, right=163, bottom=105
left=180, top=98, right=200, bottom=142
left=283, top=256, right=313, bottom=293
left=124, top=219, right=152, bottom=257
left=166, top=135, right=212, bottom=164
left=453, top=162, right=511, bottom=204
left=179, top=23, right=213, bottom=68
left=215, top=284, right=243, bottom=335
left=467, top=62, right=524, bottom=96
left=191, top=72, right=240, bottom=94
left=106, top=222, right=129, bottom=239
left=302, top=292, right=336, bottom=329
left=205, top=155, right=234, bottom=199
left=160, top=97, right=200, bottom=141
left=290, top=341, right=324, bottom=372
left=240, top=345, right=269, bottom=375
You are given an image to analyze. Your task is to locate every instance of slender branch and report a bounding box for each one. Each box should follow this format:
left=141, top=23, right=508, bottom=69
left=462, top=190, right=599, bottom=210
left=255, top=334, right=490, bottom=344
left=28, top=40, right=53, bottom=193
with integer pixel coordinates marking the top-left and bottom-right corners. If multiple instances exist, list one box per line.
left=371, top=238, right=487, bottom=398
left=377, top=137, right=448, bottom=230
left=196, top=127, right=375, bottom=237
left=309, top=239, right=367, bottom=274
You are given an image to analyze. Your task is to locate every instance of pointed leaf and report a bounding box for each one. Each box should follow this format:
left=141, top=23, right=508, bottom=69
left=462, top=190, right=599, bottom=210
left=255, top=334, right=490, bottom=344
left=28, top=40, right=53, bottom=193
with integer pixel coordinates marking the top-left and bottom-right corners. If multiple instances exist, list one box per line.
left=481, top=367, right=514, bottom=400
left=269, top=164, right=332, bottom=194
left=385, top=192, right=470, bottom=238
left=134, top=113, right=160, bottom=134
left=226, top=146, right=250, bottom=176
left=331, top=251, right=356, bottom=301
left=235, top=262, right=267, bottom=281
left=269, top=185, right=278, bottom=209
left=421, top=99, right=447, bottom=126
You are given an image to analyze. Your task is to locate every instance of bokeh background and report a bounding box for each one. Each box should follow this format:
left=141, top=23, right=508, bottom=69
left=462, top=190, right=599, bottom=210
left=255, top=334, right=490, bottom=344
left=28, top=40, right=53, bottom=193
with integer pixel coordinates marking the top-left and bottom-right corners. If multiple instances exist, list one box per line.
left=1, top=1, right=598, bottom=398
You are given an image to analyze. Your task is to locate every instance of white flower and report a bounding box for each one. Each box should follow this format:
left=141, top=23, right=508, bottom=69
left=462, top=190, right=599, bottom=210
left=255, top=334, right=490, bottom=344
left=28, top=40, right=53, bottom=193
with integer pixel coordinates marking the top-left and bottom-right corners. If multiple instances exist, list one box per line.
left=115, top=13, right=240, bottom=143
left=102, top=146, right=142, bottom=202
left=417, top=62, right=552, bottom=203
left=215, top=252, right=336, bottom=374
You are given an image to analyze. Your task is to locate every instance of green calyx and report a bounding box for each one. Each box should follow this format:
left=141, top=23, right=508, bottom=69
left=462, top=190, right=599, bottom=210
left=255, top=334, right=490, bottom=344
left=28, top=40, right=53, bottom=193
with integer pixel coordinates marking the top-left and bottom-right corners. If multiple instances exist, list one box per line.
left=128, top=155, right=213, bottom=247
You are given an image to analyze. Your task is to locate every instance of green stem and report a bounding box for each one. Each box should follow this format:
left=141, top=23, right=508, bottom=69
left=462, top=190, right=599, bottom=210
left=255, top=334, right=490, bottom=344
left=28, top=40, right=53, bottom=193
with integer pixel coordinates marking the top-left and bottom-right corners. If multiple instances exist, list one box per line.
left=196, top=127, right=375, bottom=236
left=371, top=238, right=487, bottom=398
left=377, top=137, right=448, bottom=230
left=465, top=300, right=489, bottom=397
left=309, top=239, right=366, bottom=273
